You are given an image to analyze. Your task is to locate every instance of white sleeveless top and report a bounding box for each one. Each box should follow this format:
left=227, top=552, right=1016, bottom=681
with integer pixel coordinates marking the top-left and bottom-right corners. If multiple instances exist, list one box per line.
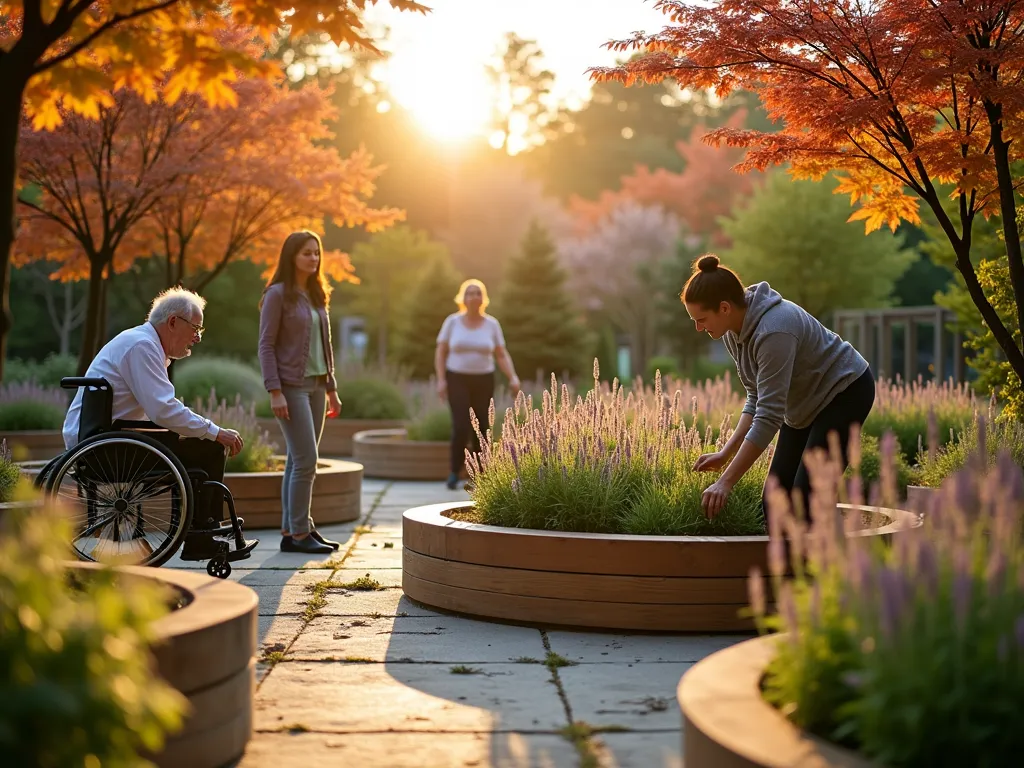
left=437, top=313, right=506, bottom=375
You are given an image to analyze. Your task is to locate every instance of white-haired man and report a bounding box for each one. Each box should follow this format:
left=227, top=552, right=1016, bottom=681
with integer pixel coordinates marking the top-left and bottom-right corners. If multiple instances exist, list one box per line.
left=62, top=288, right=244, bottom=546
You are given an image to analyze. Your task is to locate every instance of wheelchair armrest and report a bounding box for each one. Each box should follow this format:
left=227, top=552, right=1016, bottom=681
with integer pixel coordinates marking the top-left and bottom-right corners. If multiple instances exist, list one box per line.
left=61, top=377, right=111, bottom=390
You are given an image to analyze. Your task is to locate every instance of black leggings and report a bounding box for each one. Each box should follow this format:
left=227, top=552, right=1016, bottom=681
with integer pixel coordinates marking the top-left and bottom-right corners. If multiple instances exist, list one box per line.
left=446, top=371, right=494, bottom=475
left=765, top=368, right=875, bottom=515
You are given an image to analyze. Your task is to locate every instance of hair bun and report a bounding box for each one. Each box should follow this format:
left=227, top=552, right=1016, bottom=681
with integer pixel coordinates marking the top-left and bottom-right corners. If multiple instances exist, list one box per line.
left=697, top=255, right=720, bottom=273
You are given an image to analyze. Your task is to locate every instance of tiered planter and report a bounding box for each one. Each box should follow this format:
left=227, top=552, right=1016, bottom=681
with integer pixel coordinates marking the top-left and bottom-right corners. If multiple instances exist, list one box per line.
left=402, top=502, right=919, bottom=632
left=0, top=430, right=65, bottom=460
left=225, top=457, right=362, bottom=530
left=906, top=484, right=938, bottom=511
left=69, top=563, right=258, bottom=768
left=679, top=635, right=871, bottom=767
left=257, top=417, right=405, bottom=457
left=353, top=428, right=457, bottom=481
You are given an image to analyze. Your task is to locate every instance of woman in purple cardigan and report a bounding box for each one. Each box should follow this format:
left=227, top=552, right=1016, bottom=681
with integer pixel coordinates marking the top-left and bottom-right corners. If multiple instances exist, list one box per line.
left=258, top=230, right=342, bottom=555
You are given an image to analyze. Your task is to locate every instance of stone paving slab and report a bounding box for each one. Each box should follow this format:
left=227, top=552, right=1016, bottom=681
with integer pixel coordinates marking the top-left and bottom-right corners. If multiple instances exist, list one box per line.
left=596, top=731, right=684, bottom=768
left=239, top=731, right=577, bottom=768
left=318, top=590, right=445, bottom=617
left=547, top=630, right=747, bottom=664
left=233, top=569, right=330, bottom=588
left=558, top=662, right=692, bottom=731
left=289, top=615, right=547, bottom=663
left=253, top=584, right=330, bottom=616
left=255, top=661, right=566, bottom=733
left=330, top=568, right=404, bottom=588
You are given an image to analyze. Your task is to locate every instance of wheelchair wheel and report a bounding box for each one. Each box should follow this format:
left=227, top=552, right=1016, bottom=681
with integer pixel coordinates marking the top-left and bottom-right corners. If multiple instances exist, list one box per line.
left=46, top=431, right=194, bottom=567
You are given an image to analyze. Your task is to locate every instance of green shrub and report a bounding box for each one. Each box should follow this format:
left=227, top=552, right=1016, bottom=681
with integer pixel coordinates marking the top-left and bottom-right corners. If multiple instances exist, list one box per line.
left=845, top=433, right=916, bottom=498
left=0, top=382, right=69, bottom=431
left=644, top=355, right=680, bottom=382
left=0, top=499, right=187, bottom=765
left=468, top=370, right=767, bottom=536
left=335, top=376, right=408, bottom=421
left=916, top=412, right=1024, bottom=488
left=4, top=354, right=77, bottom=386
left=407, top=407, right=452, bottom=442
left=192, top=392, right=277, bottom=473
left=753, top=452, right=1024, bottom=766
left=174, top=357, right=265, bottom=407
left=863, top=376, right=979, bottom=462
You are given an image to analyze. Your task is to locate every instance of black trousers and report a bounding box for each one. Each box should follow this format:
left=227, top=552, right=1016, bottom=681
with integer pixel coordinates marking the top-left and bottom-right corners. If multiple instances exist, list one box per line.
left=765, top=367, right=875, bottom=515
left=446, top=371, right=494, bottom=475
left=149, top=432, right=227, bottom=525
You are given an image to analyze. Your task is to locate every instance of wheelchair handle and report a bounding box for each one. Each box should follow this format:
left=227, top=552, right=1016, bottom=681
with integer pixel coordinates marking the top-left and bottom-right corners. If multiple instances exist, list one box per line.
left=61, top=377, right=112, bottom=390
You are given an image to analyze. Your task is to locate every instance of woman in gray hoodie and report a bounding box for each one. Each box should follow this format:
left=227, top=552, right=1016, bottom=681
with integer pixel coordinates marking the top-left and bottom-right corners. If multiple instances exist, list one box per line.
left=682, top=255, right=874, bottom=518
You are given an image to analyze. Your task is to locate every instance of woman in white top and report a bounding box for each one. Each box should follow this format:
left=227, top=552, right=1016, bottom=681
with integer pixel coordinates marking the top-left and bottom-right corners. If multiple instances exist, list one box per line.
left=435, top=279, right=521, bottom=490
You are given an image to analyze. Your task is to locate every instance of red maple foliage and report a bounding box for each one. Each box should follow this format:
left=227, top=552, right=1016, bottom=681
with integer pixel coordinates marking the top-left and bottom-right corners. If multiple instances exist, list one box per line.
left=569, top=110, right=757, bottom=238
left=593, top=0, right=1024, bottom=383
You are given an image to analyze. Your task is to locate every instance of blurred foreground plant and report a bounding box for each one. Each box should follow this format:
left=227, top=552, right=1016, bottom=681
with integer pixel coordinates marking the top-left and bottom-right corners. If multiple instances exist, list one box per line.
left=0, top=496, right=187, bottom=766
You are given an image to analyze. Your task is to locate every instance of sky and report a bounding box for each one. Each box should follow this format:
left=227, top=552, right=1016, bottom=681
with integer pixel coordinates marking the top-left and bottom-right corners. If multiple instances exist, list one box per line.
left=362, top=0, right=672, bottom=144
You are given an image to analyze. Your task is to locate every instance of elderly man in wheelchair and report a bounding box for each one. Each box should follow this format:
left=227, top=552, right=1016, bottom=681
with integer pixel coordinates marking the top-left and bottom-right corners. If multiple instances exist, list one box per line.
left=35, top=287, right=258, bottom=578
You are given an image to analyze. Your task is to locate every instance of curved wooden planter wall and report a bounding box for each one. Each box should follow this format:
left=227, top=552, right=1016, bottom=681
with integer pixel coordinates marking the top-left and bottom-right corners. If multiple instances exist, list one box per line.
left=353, top=429, right=459, bottom=481
left=0, top=430, right=66, bottom=461
left=679, top=635, right=872, bottom=767
left=68, top=563, right=259, bottom=768
left=402, top=502, right=920, bottom=632
left=224, top=457, right=362, bottom=530
left=17, top=456, right=363, bottom=532
left=256, top=417, right=405, bottom=457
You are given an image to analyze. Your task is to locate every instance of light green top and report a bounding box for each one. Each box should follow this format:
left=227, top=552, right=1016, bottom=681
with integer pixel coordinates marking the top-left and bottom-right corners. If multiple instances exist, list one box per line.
left=305, top=306, right=328, bottom=377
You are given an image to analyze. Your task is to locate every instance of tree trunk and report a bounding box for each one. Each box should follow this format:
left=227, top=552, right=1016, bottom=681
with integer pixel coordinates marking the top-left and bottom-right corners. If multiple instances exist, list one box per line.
left=60, top=282, right=73, bottom=356
left=77, top=260, right=107, bottom=375
left=0, top=80, right=27, bottom=382
left=990, top=136, right=1024, bottom=356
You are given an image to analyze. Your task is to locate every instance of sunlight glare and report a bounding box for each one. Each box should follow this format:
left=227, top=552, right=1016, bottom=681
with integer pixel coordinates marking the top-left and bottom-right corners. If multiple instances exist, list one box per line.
left=383, top=48, right=492, bottom=142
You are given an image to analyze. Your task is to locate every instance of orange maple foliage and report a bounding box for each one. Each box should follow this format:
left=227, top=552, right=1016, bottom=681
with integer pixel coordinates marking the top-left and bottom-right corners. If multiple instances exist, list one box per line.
left=593, top=0, right=1024, bottom=383
left=16, top=74, right=403, bottom=369
left=568, top=110, right=756, bottom=238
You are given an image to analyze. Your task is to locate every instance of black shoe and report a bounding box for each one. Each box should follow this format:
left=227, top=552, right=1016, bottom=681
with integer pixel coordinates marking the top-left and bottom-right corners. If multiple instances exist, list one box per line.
left=280, top=535, right=333, bottom=555
left=446, top=472, right=458, bottom=490
left=311, top=528, right=341, bottom=551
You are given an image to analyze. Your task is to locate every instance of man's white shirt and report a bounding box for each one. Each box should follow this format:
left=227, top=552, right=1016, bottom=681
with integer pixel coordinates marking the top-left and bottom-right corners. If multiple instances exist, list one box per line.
left=62, top=322, right=220, bottom=449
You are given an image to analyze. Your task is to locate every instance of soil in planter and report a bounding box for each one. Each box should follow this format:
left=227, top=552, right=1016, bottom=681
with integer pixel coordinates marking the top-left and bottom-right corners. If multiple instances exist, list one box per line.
left=66, top=570, right=193, bottom=611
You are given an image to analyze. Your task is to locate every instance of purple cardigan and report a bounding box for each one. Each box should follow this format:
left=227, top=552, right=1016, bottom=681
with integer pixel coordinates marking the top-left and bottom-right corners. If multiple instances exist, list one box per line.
left=258, top=283, right=337, bottom=393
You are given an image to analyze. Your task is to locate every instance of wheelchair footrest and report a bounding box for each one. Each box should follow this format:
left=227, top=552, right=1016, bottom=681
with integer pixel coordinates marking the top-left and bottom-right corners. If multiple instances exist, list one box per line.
left=225, top=538, right=259, bottom=562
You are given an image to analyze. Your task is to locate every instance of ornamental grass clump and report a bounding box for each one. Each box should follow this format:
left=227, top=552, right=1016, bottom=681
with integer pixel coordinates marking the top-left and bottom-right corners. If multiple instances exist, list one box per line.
left=0, top=381, right=69, bottom=431
left=863, top=376, right=980, bottom=463
left=752, top=437, right=1024, bottom=767
left=917, top=408, right=1024, bottom=488
left=466, top=363, right=769, bottom=536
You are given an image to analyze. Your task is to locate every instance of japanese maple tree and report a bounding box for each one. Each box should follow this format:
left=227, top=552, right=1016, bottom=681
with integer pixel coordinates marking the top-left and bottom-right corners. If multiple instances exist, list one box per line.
left=0, top=0, right=428, bottom=378
left=594, top=0, right=1024, bottom=386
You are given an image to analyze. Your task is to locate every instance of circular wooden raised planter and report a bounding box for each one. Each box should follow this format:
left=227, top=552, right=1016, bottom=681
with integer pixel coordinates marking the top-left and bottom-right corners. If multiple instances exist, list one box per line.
left=256, top=417, right=405, bottom=457
left=679, top=634, right=871, bottom=767
left=402, top=502, right=920, bottom=632
left=0, top=429, right=65, bottom=461
left=353, top=428, right=460, bottom=481
left=225, top=457, right=361, bottom=530
left=68, top=562, right=258, bottom=768
left=906, top=484, right=938, bottom=511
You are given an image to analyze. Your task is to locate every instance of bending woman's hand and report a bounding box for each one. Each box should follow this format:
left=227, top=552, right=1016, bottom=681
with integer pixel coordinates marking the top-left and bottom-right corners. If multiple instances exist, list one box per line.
left=270, top=391, right=289, bottom=420
left=693, top=451, right=729, bottom=472
left=701, top=477, right=734, bottom=519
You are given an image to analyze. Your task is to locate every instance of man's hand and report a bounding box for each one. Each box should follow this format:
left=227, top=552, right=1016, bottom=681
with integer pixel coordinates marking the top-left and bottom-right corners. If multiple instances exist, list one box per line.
left=693, top=451, right=729, bottom=473
left=217, top=428, right=244, bottom=457
left=327, top=391, right=342, bottom=419
left=270, top=391, right=289, bottom=420
left=509, top=376, right=521, bottom=397
left=701, top=477, right=734, bottom=519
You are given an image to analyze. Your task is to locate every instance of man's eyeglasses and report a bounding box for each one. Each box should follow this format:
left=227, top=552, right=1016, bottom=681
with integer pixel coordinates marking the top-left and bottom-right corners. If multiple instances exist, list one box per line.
left=175, top=316, right=204, bottom=338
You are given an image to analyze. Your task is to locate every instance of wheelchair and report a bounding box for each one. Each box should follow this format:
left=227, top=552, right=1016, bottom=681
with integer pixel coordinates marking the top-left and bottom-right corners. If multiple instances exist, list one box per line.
left=33, top=377, right=259, bottom=578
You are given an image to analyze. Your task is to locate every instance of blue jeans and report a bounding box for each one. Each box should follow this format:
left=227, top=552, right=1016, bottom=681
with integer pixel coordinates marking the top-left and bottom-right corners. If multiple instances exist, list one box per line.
left=277, top=376, right=327, bottom=535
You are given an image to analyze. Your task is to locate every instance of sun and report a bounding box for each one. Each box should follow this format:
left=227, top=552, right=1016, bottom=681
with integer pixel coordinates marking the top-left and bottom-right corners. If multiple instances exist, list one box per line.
left=382, top=49, right=493, bottom=143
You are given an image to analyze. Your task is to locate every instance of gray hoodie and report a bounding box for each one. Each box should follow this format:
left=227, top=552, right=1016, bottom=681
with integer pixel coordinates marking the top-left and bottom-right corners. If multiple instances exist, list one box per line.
left=723, top=282, right=868, bottom=450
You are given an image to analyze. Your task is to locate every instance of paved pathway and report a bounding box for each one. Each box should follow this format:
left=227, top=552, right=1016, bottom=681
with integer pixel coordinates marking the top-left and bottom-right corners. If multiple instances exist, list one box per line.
left=168, top=479, right=750, bottom=767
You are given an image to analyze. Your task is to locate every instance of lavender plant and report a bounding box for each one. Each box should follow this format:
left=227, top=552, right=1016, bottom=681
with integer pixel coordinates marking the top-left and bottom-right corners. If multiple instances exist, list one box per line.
left=863, top=376, right=980, bottom=462
left=917, top=409, right=1024, bottom=488
left=751, top=438, right=1024, bottom=766
left=465, top=364, right=769, bottom=536
left=192, top=391, right=277, bottom=473
left=0, top=381, right=68, bottom=431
